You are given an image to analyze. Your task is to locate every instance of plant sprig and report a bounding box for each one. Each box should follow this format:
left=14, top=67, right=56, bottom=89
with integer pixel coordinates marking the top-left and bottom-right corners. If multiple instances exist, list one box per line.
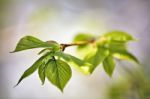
left=12, top=30, right=139, bottom=92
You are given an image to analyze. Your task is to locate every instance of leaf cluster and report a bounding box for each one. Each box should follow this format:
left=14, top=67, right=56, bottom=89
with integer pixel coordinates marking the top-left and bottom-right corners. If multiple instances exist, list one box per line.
left=12, top=31, right=139, bottom=92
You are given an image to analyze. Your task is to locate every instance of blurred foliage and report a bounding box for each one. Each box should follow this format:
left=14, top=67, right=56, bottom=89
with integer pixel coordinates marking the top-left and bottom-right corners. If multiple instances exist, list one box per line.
left=0, top=0, right=11, bottom=28
left=29, top=7, right=56, bottom=26
left=106, top=65, right=150, bottom=99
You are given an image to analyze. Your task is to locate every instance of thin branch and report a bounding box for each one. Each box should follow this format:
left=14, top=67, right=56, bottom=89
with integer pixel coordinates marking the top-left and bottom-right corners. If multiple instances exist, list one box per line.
left=60, top=39, right=95, bottom=51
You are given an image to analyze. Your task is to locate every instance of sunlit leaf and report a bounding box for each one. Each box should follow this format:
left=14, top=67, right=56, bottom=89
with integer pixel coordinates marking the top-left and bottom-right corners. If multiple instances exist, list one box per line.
left=105, top=41, right=127, bottom=52
left=45, top=59, right=72, bottom=92
left=54, top=51, right=92, bottom=74
left=103, top=31, right=135, bottom=42
left=73, top=33, right=94, bottom=42
left=104, top=41, right=139, bottom=63
left=38, top=49, right=48, bottom=55
left=113, top=51, right=139, bottom=63
left=73, top=33, right=95, bottom=58
left=84, top=47, right=109, bottom=73
left=76, top=44, right=96, bottom=58
left=103, top=55, right=115, bottom=77
left=15, top=53, right=52, bottom=86
left=11, top=36, right=60, bottom=52
left=38, top=48, right=52, bottom=55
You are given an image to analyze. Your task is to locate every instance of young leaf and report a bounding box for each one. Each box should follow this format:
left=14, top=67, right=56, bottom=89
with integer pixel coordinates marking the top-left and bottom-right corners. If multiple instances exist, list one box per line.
left=15, top=53, right=52, bottom=86
left=76, top=44, right=96, bottom=58
left=105, top=41, right=127, bottom=52
left=84, top=47, right=109, bottom=73
left=38, top=49, right=48, bottom=55
left=113, top=51, right=139, bottom=63
left=54, top=51, right=92, bottom=74
left=11, top=36, right=60, bottom=52
left=45, top=59, right=72, bottom=92
left=38, top=64, right=46, bottom=85
left=73, top=33, right=94, bottom=42
left=103, top=55, right=115, bottom=77
left=38, top=54, right=53, bottom=85
left=103, top=30, right=135, bottom=42
left=104, top=41, right=139, bottom=63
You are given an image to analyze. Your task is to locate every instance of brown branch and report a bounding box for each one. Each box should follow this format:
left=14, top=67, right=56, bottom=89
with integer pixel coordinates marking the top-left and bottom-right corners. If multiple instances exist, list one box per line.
left=60, top=39, right=95, bottom=51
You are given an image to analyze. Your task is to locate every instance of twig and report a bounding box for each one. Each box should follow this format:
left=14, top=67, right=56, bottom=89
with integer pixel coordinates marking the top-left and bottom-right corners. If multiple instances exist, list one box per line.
left=60, top=39, right=95, bottom=51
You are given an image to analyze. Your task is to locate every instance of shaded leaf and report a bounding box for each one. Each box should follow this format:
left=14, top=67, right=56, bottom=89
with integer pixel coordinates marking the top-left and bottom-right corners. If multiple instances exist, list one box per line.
left=12, top=36, right=60, bottom=52
left=84, top=47, right=109, bottom=73
left=103, top=55, right=115, bottom=77
left=38, top=54, right=53, bottom=85
left=55, top=51, right=92, bottom=74
left=103, top=31, right=135, bottom=42
left=45, top=59, right=72, bottom=92
left=15, top=53, right=52, bottom=86
left=38, top=64, right=46, bottom=85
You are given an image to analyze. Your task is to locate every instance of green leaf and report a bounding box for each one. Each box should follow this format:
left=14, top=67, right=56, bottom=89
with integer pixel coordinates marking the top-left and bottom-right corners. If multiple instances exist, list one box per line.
left=38, top=49, right=48, bottom=55
left=103, top=30, right=135, bottom=42
left=38, top=54, right=53, bottom=85
left=104, top=41, right=139, bottom=63
left=15, top=53, right=52, bottom=86
left=45, top=59, right=72, bottom=92
left=103, top=55, right=115, bottom=77
left=73, top=33, right=94, bottom=42
left=113, top=51, right=139, bottom=63
left=54, top=51, right=92, bottom=75
left=73, top=33, right=95, bottom=58
left=84, top=47, right=109, bottom=73
left=104, top=41, right=127, bottom=52
left=11, top=36, right=60, bottom=52
left=76, top=44, right=96, bottom=58
left=38, top=64, right=46, bottom=85
left=38, top=48, right=52, bottom=55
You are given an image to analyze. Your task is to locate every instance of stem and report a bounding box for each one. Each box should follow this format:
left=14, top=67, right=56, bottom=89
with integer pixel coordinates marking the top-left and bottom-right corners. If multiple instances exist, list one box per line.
left=60, top=39, right=95, bottom=51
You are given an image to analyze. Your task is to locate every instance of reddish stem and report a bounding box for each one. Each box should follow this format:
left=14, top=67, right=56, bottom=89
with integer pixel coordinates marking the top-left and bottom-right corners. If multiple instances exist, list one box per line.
left=60, top=39, right=95, bottom=51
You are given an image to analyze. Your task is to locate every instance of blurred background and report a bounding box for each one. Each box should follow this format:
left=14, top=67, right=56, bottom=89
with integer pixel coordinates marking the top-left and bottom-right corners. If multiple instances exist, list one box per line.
left=0, top=0, right=150, bottom=99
